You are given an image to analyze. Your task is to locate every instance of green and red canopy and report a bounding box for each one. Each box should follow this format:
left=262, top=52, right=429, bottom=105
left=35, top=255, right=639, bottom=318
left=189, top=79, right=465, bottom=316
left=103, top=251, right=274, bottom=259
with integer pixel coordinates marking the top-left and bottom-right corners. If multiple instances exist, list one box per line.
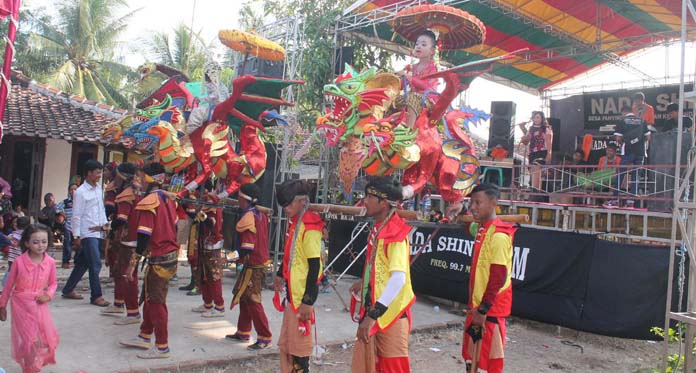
left=341, top=0, right=694, bottom=92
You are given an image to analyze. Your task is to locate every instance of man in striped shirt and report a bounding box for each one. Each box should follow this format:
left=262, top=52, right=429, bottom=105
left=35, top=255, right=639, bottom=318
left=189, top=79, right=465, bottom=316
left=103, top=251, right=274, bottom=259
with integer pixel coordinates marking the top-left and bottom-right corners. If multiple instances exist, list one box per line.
left=56, top=184, right=78, bottom=269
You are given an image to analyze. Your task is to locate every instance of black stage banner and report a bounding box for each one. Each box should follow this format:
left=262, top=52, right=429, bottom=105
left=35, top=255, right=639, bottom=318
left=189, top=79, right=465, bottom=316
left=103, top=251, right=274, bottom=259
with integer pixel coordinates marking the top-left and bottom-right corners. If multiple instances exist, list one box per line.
left=328, top=220, right=685, bottom=340
left=582, top=84, right=694, bottom=130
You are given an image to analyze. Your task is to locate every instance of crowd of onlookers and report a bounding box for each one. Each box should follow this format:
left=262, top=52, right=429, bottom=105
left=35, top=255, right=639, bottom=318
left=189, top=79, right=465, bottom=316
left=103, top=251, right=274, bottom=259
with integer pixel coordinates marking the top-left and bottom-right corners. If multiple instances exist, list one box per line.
left=0, top=176, right=82, bottom=279
left=517, top=92, right=693, bottom=208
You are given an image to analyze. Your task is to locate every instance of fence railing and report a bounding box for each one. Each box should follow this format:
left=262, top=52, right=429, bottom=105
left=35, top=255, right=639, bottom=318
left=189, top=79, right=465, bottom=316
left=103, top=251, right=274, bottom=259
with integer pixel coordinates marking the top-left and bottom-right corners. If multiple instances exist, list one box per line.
left=485, top=162, right=694, bottom=211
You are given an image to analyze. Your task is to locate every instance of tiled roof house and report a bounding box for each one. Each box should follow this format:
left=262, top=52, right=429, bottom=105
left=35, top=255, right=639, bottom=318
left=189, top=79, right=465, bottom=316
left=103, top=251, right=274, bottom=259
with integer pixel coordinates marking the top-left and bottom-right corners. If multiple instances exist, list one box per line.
left=0, top=71, right=127, bottom=213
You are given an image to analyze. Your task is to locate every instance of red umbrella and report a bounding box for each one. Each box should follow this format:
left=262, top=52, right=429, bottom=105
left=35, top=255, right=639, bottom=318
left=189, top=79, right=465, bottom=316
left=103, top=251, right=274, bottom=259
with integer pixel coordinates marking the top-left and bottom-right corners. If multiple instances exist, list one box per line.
left=393, top=4, right=485, bottom=50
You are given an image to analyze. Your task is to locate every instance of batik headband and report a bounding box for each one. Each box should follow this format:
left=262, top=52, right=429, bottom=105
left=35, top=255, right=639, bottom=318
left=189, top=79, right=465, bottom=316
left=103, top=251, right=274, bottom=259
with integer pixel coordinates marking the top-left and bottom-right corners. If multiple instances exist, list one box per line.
left=365, top=186, right=399, bottom=205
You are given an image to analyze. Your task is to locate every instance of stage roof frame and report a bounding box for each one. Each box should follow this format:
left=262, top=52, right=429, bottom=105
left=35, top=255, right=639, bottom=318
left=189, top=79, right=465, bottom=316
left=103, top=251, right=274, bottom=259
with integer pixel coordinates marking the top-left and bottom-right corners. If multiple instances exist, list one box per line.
left=335, top=0, right=696, bottom=94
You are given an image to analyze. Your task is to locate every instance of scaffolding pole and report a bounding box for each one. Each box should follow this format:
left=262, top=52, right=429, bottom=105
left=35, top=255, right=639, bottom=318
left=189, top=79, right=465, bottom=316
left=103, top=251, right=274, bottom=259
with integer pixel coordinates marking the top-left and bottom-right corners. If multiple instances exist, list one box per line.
left=663, top=0, right=696, bottom=371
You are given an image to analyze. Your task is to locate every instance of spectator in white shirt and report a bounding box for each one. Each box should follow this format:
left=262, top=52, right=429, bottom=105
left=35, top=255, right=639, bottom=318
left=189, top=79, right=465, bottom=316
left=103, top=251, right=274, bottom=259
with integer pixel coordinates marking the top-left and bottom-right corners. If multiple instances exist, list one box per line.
left=61, top=160, right=111, bottom=307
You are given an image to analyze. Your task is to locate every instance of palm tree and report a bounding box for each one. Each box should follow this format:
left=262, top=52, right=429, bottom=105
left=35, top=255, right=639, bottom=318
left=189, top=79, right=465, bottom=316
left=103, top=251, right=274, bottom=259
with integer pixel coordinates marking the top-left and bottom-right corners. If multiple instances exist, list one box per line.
left=23, top=0, right=138, bottom=108
left=145, top=23, right=209, bottom=81
left=239, top=1, right=266, bottom=31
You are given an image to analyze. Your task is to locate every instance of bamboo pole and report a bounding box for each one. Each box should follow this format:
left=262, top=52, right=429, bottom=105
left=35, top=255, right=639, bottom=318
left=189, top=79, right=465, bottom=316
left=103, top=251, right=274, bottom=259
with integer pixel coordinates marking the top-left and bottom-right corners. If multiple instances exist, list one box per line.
left=456, top=214, right=529, bottom=224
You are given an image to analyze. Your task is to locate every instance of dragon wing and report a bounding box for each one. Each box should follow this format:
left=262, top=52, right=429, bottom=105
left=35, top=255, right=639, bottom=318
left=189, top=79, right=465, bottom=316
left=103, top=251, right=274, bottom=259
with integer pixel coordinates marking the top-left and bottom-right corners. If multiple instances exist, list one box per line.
left=137, top=78, right=194, bottom=110
left=212, top=75, right=304, bottom=135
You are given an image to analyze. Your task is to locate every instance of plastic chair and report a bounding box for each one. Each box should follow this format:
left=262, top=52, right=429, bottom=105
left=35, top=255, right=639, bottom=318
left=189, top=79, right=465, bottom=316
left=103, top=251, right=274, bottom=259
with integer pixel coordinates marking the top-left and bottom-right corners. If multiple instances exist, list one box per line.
left=482, top=167, right=504, bottom=186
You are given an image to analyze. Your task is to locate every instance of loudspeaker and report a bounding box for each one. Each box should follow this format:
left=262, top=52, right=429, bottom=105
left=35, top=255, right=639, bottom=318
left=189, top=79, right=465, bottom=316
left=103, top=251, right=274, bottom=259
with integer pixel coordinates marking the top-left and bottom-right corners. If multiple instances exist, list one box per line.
left=488, top=101, right=516, bottom=154
left=547, top=117, right=561, bottom=151
left=334, top=47, right=355, bottom=75
left=236, top=57, right=285, bottom=79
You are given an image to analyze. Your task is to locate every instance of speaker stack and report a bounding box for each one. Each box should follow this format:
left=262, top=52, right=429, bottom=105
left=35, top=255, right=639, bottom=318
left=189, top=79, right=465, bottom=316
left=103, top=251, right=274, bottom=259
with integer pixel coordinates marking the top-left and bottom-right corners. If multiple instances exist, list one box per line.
left=334, top=47, right=355, bottom=75
left=547, top=117, right=561, bottom=151
left=236, top=57, right=285, bottom=79
left=488, top=101, right=517, bottom=154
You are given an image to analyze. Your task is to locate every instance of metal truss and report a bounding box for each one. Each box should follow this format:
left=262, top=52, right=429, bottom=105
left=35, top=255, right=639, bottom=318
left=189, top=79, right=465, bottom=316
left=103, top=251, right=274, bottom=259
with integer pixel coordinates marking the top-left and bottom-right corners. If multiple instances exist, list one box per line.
left=336, top=0, right=470, bottom=32
left=248, top=16, right=307, bottom=273
left=664, top=1, right=696, bottom=371
left=255, top=16, right=305, bottom=101
left=544, top=76, right=696, bottom=99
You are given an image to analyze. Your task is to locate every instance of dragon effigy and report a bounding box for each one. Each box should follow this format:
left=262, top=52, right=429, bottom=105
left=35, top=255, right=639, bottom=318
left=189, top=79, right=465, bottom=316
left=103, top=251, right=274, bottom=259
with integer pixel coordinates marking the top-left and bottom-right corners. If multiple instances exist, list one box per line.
left=316, top=66, right=484, bottom=210
left=315, top=5, right=519, bottom=214
left=103, top=74, right=303, bottom=199
left=103, top=30, right=303, bottom=199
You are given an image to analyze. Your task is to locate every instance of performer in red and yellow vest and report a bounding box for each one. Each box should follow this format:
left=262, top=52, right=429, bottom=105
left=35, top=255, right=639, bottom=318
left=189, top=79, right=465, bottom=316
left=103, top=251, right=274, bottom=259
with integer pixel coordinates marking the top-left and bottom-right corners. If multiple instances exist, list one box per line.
left=100, top=162, right=143, bottom=324
left=351, top=176, right=415, bottom=373
left=462, top=183, right=516, bottom=373
left=274, top=180, right=324, bottom=373
left=119, top=163, right=179, bottom=360
left=226, top=183, right=273, bottom=350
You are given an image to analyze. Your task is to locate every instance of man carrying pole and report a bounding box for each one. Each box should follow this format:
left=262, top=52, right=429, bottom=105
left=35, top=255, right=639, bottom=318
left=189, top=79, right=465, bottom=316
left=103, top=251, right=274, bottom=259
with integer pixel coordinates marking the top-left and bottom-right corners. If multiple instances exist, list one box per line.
left=462, top=183, right=516, bottom=373
left=119, top=163, right=179, bottom=359
left=102, top=162, right=143, bottom=324
left=189, top=192, right=226, bottom=318
left=274, top=180, right=324, bottom=373
left=226, top=183, right=273, bottom=350
left=351, top=176, right=415, bottom=373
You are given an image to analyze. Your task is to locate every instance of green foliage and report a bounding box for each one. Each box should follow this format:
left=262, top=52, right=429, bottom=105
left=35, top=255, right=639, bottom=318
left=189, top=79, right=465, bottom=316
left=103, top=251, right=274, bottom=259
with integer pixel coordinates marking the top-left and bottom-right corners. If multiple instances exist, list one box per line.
left=651, top=325, right=696, bottom=372
left=15, top=0, right=139, bottom=108
left=143, top=23, right=209, bottom=81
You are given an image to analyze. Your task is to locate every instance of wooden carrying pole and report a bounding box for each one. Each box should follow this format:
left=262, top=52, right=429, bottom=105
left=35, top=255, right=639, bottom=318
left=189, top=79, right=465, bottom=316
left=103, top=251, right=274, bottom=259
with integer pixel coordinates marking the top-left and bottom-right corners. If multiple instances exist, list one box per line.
left=456, top=214, right=529, bottom=224
left=308, top=204, right=421, bottom=220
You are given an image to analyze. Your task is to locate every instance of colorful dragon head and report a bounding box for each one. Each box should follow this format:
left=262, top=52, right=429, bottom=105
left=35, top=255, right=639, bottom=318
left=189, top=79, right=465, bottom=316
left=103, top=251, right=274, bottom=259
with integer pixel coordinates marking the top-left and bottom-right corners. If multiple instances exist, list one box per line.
left=360, top=114, right=421, bottom=176
left=316, top=64, right=399, bottom=146
left=134, top=95, right=185, bottom=130
left=360, top=114, right=418, bottom=160
left=102, top=95, right=187, bottom=153
left=102, top=115, right=135, bottom=145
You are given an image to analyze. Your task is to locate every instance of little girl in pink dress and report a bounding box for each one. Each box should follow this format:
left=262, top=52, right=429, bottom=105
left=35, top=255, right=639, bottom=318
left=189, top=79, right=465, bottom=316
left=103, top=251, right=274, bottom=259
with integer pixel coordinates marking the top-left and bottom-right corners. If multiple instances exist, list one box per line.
left=0, top=224, right=59, bottom=373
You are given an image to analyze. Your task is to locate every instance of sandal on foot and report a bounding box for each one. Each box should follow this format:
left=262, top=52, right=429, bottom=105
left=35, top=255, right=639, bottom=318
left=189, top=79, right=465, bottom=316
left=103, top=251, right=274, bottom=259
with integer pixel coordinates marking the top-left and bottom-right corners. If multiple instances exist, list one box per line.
left=62, top=292, right=84, bottom=300
left=91, top=298, right=110, bottom=307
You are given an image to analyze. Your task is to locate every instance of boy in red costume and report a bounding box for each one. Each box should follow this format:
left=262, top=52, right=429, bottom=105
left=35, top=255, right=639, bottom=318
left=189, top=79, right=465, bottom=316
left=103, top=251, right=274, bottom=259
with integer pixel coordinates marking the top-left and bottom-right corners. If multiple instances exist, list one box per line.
left=101, top=162, right=143, bottom=324
left=462, top=183, right=516, bottom=373
left=226, top=183, right=273, bottom=350
left=274, top=180, right=324, bottom=372
left=189, top=193, right=226, bottom=318
left=119, top=163, right=179, bottom=359
left=351, top=176, right=415, bottom=373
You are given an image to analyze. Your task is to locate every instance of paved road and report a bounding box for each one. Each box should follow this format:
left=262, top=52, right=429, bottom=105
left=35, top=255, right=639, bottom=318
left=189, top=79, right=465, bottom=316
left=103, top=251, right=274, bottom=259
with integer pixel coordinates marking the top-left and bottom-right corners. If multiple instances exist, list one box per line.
left=0, top=261, right=463, bottom=373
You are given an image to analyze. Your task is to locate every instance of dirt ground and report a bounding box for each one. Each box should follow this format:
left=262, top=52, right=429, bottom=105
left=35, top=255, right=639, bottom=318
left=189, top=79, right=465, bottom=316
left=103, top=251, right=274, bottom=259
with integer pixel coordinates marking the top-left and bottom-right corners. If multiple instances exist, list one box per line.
left=0, top=254, right=666, bottom=373
left=190, top=317, right=663, bottom=373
